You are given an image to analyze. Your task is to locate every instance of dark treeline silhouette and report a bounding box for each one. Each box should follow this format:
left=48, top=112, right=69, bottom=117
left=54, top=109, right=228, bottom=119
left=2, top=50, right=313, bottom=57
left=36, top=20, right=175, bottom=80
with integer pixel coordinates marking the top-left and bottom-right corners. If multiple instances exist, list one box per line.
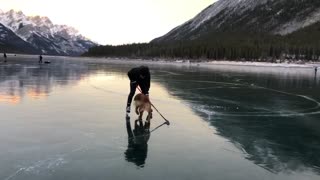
left=84, top=22, right=320, bottom=62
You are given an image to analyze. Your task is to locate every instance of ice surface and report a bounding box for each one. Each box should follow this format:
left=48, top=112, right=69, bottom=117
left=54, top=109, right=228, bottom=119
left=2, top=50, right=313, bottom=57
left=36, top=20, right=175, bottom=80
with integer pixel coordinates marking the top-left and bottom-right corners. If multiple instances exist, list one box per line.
left=0, top=56, right=319, bottom=180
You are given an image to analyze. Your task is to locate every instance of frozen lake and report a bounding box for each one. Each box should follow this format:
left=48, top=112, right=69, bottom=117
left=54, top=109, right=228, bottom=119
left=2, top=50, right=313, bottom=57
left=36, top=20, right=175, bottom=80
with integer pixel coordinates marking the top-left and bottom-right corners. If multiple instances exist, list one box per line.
left=0, top=56, right=320, bottom=180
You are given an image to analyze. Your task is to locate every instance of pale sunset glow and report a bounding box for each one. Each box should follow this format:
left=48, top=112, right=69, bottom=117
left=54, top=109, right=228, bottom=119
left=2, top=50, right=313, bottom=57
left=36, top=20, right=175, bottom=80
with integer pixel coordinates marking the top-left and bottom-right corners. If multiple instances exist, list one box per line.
left=0, top=0, right=215, bottom=45
left=0, top=95, right=21, bottom=104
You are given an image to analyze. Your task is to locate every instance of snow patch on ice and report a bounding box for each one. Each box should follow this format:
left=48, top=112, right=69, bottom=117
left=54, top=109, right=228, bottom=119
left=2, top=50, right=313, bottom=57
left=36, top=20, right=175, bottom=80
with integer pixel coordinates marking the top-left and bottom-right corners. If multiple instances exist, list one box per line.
left=191, top=104, right=215, bottom=118
left=204, top=60, right=320, bottom=68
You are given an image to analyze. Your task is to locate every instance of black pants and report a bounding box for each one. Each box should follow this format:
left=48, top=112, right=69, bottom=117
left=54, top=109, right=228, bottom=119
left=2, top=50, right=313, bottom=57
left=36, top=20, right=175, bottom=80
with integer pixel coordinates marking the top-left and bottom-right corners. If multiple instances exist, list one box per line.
left=127, top=81, right=137, bottom=107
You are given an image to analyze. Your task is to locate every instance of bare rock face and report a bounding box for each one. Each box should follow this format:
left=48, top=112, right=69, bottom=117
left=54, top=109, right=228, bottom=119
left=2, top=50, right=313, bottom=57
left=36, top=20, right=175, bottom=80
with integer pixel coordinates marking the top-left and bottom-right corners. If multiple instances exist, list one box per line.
left=153, top=0, right=320, bottom=43
left=0, top=23, right=39, bottom=53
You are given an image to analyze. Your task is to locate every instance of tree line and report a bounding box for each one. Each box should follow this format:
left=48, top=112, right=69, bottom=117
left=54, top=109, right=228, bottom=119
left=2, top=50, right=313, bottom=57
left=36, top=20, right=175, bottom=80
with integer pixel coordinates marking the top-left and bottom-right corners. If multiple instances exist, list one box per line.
left=83, top=23, right=320, bottom=62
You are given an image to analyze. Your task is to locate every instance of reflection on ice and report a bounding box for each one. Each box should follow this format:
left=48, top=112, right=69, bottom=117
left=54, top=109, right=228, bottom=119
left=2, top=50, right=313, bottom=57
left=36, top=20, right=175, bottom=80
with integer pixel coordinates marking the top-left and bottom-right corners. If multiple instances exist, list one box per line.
left=125, top=115, right=150, bottom=168
left=0, top=56, right=320, bottom=180
left=0, top=61, right=88, bottom=105
left=157, top=67, right=320, bottom=174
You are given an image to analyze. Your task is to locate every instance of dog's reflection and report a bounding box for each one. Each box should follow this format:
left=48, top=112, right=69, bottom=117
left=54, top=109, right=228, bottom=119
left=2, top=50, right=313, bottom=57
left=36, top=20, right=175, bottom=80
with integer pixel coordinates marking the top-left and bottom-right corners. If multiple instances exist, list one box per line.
left=125, top=115, right=150, bottom=168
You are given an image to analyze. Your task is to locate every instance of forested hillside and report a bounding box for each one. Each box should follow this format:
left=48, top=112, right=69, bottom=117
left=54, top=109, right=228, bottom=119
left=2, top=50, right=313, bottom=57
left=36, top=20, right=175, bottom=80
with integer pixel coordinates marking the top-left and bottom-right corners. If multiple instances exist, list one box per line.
left=84, top=23, right=320, bottom=62
left=84, top=0, right=320, bottom=62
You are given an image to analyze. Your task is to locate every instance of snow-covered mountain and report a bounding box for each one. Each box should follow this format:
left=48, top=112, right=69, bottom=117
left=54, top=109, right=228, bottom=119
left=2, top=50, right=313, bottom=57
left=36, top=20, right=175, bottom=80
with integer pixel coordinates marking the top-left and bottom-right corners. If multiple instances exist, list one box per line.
left=0, top=10, right=97, bottom=55
left=153, top=0, right=320, bottom=42
left=0, top=23, right=39, bottom=53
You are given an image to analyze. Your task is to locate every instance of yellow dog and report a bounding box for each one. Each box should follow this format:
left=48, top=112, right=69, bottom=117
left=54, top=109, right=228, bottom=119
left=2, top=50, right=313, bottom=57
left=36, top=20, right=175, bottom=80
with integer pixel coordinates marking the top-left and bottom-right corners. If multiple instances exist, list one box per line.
left=134, top=93, right=153, bottom=122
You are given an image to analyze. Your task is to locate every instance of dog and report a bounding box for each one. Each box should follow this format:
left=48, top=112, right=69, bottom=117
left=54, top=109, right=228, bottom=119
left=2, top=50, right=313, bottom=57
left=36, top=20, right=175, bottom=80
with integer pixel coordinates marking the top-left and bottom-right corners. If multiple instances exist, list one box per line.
left=134, top=93, right=153, bottom=122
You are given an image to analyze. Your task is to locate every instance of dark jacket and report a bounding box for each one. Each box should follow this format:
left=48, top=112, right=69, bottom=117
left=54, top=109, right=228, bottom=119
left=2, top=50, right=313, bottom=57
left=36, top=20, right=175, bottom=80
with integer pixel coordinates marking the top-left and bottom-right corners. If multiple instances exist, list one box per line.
left=128, top=66, right=150, bottom=95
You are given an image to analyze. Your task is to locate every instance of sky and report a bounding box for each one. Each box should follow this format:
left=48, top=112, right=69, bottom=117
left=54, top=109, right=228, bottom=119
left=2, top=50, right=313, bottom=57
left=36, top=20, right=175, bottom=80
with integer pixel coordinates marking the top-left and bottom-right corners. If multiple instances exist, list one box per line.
left=0, top=0, right=216, bottom=45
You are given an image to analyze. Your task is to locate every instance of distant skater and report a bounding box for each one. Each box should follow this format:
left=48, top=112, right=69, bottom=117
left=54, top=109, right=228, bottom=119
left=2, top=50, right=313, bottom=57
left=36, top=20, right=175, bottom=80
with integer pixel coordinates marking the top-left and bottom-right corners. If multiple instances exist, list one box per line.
left=39, top=55, right=43, bottom=63
left=126, top=66, right=151, bottom=113
left=315, top=67, right=318, bottom=76
left=3, top=53, right=7, bottom=63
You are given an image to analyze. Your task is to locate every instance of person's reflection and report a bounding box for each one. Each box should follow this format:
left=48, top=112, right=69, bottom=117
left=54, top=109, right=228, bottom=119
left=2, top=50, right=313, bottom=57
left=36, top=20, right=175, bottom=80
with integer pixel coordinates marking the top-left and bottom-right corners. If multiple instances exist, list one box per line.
left=125, top=115, right=150, bottom=168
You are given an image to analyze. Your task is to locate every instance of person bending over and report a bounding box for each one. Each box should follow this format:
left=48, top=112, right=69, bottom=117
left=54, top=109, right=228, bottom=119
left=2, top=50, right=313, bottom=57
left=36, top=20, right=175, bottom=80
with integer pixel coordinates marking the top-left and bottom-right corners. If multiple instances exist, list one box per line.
left=126, top=66, right=150, bottom=113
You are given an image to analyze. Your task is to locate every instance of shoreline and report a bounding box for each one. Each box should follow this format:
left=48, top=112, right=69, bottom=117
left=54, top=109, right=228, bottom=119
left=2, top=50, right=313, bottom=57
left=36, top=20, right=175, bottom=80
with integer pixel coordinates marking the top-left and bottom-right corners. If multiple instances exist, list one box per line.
left=10, top=54, right=320, bottom=69
left=84, top=57, right=320, bottom=69
left=202, top=60, right=320, bottom=68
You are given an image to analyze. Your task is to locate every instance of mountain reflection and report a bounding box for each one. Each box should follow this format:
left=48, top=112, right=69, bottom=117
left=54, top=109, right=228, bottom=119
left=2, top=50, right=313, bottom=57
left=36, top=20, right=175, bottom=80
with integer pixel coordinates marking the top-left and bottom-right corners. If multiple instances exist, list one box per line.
left=155, top=68, right=320, bottom=174
left=0, top=58, right=136, bottom=105
left=0, top=60, right=90, bottom=104
left=0, top=94, right=21, bottom=104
